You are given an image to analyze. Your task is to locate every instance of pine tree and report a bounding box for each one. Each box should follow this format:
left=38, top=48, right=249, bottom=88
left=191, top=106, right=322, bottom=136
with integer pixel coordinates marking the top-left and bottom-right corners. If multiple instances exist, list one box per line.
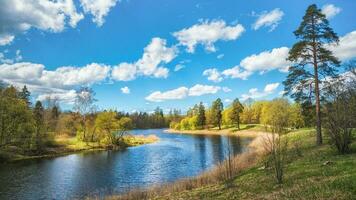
left=197, top=102, right=206, bottom=128
left=19, top=85, right=31, bottom=107
left=283, top=4, right=340, bottom=145
left=211, top=98, right=223, bottom=130
left=33, top=101, right=44, bottom=150
left=230, top=98, right=244, bottom=130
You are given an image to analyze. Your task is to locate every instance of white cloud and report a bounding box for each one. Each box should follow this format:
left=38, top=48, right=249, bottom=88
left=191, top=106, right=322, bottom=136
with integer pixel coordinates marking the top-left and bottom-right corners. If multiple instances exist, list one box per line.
left=145, top=87, right=189, bottom=102
left=253, top=8, right=284, bottom=31
left=203, top=68, right=223, bottom=82
left=173, top=20, right=245, bottom=53
left=217, top=54, right=224, bottom=59
left=0, top=35, right=14, bottom=46
left=0, top=62, right=110, bottom=104
left=322, top=4, right=341, bottom=19
left=111, top=63, right=137, bottom=81
left=111, top=37, right=177, bottom=81
left=121, top=86, right=130, bottom=94
left=145, top=84, right=224, bottom=102
left=0, top=0, right=84, bottom=46
left=222, top=87, right=232, bottom=93
left=222, top=66, right=252, bottom=80
left=224, top=98, right=232, bottom=103
left=0, top=50, right=23, bottom=64
left=174, top=64, right=185, bottom=72
left=37, top=89, right=78, bottom=104
left=188, top=84, right=221, bottom=96
left=80, top=0, right=118, bottom=26
left=240, top=47, right=290, bottom=73
left=328, top=31, right=356, bottom=61
left=241, top=82, right=279, bottom=101
left=264, top=83, right=279, bottom=93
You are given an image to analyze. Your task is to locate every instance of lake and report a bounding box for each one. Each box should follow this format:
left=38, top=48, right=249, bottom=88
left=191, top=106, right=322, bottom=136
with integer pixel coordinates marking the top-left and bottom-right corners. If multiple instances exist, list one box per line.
left=0, top=129, right=253, bottom=200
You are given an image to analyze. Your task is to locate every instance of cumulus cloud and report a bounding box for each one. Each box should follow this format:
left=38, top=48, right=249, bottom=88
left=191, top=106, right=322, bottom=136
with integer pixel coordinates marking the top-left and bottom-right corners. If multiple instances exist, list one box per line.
left=121, top=86, right=130, bottom=94
left=145, top=84, right=227, bottom=102
left=112, top=37, right=177, bottom=81
left=0, top=0, right=84, bottom=46
left=203, top=68, right=223, bottom=82
left=241, top=83, right=280, bottom=101
left=173, top=20, right=245, bottom=53
left=188, top=84, right=221, bottom=96
left=240, top=47, right=290, bottom=72
left=37, top=89, right=78, bottom=104
left=322, top=4, right=341, bottom=19
left=145, top=87, right=189, bottom=102
left=203, top=66, right=252, bottom=82
left=79, top=0, right=118, bottom=26
left=0, top=62, right=110, bottom=103
left=253, top=8, right=284, bottom=31
left=328, top=31, right=356, bottom=61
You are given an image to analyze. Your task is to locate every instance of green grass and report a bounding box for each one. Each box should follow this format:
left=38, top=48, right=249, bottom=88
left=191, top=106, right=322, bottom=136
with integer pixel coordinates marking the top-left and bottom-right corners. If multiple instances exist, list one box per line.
left=155, top=129, right=356, bottom=200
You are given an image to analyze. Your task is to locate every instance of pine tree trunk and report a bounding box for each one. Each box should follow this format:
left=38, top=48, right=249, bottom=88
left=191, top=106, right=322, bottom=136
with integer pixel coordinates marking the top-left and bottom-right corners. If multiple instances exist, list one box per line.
left=314, top=68, right=322, bottom=145
left=312, top=15, right=322, bottom=146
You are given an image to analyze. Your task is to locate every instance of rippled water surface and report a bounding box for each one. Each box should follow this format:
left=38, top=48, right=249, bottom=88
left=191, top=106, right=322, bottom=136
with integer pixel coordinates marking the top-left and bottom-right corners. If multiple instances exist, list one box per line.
left=0, top=129, right=252, bottom=199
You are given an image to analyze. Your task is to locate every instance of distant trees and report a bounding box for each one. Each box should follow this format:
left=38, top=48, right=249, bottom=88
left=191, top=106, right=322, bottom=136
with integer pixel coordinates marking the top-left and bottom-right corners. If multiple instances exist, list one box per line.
left=284, top=4, right=340, bottom=145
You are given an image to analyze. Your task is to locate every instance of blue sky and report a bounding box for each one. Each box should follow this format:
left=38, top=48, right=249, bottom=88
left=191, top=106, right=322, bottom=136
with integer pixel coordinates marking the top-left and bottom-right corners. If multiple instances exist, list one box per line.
left=0, top=0, right=355, bottom=113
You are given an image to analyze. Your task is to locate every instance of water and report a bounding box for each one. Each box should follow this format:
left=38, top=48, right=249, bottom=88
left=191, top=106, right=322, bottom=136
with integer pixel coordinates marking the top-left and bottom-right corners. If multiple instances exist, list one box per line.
left=0, top=129, right=252, bottom=200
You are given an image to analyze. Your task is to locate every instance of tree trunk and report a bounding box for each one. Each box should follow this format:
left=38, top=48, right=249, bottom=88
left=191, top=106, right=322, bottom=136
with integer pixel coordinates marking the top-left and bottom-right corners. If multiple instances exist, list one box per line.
left=312, top=15, right=322, bottom=146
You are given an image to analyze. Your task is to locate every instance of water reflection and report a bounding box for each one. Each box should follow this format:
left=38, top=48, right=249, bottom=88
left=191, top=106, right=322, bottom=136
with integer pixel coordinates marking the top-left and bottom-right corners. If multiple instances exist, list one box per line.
left=0, top=129, right=252, bottom=200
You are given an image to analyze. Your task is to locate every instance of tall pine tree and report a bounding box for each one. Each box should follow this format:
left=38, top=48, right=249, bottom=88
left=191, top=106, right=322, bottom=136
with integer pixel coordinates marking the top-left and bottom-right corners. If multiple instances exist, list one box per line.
left=283, top=4, right=340, bottom=145
left=211, top=98, right=223, bottom=130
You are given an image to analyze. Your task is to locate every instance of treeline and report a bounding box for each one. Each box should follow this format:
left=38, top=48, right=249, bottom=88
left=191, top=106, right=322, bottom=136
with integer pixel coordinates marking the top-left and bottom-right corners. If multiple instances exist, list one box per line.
left=0, top=85, right=176, bottom=154
left=170, top=98, right=305, bottom=131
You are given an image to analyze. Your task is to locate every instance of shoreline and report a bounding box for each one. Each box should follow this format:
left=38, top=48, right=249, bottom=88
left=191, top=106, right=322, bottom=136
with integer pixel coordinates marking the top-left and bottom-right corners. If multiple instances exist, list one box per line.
left=164, top=128, right=268, bottom=138
left=1, top=134, right=159, bottom=164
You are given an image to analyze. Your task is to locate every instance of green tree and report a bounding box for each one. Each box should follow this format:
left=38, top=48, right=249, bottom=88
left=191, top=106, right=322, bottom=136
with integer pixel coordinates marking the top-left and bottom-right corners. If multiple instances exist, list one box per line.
left=211, top=98, right=223, bottom=130
left=19, top=85, right=31, bottom=107
left=230, top=98, right=244, bottom=130
left=33, top=101, right=45, bottom=150
left=283, top=4, right=340, bottom=145
left=197, top=102, right=206, bottom=129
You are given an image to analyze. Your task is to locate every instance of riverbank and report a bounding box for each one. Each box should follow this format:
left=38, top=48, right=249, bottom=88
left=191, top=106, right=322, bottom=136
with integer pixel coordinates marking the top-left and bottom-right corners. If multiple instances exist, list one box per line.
left=109, top=128, right=356, bottom=200
left=165, top=124, right=267, bottom=138
left=0, top=134, right=159, bottom=163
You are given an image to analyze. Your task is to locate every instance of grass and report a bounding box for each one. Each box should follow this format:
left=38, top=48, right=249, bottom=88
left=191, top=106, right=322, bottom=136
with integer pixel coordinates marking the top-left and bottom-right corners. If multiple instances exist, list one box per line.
left=109, top=128, right=356, bottom=200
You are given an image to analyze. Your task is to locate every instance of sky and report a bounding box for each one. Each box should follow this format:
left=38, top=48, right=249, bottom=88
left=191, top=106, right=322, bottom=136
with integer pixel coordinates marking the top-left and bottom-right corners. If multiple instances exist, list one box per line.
left=0, top=0, right=355, bottom=113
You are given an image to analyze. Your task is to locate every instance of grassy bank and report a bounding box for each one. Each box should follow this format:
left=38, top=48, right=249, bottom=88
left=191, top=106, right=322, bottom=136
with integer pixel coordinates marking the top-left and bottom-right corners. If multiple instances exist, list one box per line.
left=110, top=128, right=356, bottom=200
left=165, top=124, right=266, bottom=137
left=0, top=134, right=159, bottom=163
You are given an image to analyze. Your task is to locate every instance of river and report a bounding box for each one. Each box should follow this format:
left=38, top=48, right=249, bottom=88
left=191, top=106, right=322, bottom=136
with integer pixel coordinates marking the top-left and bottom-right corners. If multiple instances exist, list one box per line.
left=0, top=129, right=252, bottom=200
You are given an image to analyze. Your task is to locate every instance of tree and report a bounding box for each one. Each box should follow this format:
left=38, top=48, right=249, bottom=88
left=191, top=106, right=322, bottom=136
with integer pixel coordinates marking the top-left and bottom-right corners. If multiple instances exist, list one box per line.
left=261, top=99, right=290, bottom=184
left=211, top=98, right=223, bottom=130
left=283, top=4, right=340, bottom=145
left=197, top=102, right=206, bottom=129
left=74, top=87, right=97, bottom=141
left=19, top=85, right=31, bottom=107
left=323, top=61, right=356, bottom=154
left=33, top=101, right=45, bottom=150
left=230, top=98, right=244, bottom=130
